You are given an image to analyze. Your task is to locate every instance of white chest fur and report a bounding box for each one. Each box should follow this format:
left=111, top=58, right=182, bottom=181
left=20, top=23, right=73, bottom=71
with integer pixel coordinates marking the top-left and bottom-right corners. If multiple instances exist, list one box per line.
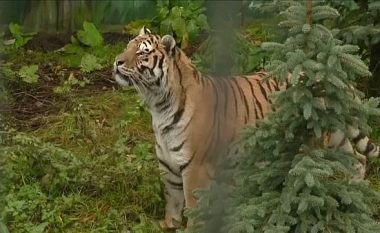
left=152, top=112, right=192, bottom=170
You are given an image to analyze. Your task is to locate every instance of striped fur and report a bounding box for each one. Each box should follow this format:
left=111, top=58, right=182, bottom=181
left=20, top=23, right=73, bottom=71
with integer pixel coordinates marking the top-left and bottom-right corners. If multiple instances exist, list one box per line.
left=112, top=27, right=379, bottom=229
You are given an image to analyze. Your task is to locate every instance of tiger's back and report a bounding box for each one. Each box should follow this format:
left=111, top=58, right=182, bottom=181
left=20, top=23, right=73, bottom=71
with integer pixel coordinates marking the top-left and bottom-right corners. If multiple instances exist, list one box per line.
left=185, top=72, right=282, bottom=167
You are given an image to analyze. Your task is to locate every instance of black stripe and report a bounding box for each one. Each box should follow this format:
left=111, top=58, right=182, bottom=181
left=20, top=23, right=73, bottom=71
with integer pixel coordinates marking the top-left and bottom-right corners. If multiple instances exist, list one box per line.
left=139, top=64, right=148, bottom=72
left=208, top=79, right=220, bottom=133
left=255, top=79, right=269, bottom=102
left=192, top=67, right=200, bottom=84
left=209, top=79, right=219, bottom=117
left=152, top=55, right=158, bottom=69
left=158, top=55, right=164, bottom=70
left=220, top=79, right=229, bottom=117
left=162, top=62, right=186, bottom=134
left=171, top=139, right=186, bottom=152
left=199, top=74, right=206, bottom=86
left=273, top=80, right=280, bottom=91
left=175, top=114, right=193, bottom=137
left=266, top=81, right=273, bottom=93
left=200, top=79, right=221, bottom=164
left=166, top=179, right=183, bottom=190
left=159, top=159, right=181, bottom=177
left=153, top=55, right=164, bottom=86
left=353, top=132, right=365, bottom=144
left=175, top=61, right=183, bottom=88
left=285, top=79, right=291, bottom=89
left=154, top=78, right=161, bottom=86
left=364, top=142, right=375, bottom=155
left=338, top=136, right=346, bottom=148
left=158, top=101, right=171, bottom=112
left=162, top=106, right=185, bottom=134
left=232, top=78, right=249, bottom=123
left=242, top=76, right=261, bottom=119
left=180, top=154, right=194, bottom=173
left=155, top=90, right=172, bottom=109
left=228, top=79, right=238, bottom=117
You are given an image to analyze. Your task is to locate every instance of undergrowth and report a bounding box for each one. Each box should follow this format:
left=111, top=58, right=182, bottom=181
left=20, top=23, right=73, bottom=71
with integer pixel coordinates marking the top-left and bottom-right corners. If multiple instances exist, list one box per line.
left=0, top=23, right=166, bottom=232
left=0, top=89, right=165, bottom=233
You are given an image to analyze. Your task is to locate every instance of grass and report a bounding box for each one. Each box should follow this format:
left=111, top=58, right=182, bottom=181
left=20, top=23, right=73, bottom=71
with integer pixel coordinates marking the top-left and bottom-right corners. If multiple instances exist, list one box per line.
left=0, top=38, right=167, bottom=232
left=0, top=88, right=166, bottom=233
left=2, top=29, right=380, bottom=233
left=30, top=89, right=153, bottom=155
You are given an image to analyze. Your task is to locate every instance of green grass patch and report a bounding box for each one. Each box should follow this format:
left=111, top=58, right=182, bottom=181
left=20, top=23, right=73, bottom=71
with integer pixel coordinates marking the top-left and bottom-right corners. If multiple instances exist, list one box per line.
left=0, top=88, right=165, bottom=233
left=3, top=42, right=126, bottom=69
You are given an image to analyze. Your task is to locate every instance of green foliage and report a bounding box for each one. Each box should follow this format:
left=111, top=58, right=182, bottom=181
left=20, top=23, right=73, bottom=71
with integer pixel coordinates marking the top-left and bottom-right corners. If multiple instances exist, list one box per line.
left=190, top=1, right=380, bottom=232
left=131, top=215, right=164, bottom=233
left=80, top=53, right=104, bottom=73
left=0, top=63, right=16, bottom=86
left=91, top=0, right=156, bottom=27
left=0, top=91, right=164, bottom=232
left=17, top=65, right=39, bottom=84
left=0, top=222, right=9, bottom=233
left=58, top=21, right=126, bottom=75
left=62, top=41, right=125, bottom=69
left=53, top=73, right=90, bottom=95
left=125, top=0, right=209, bottom=49
left=193, top=25, right=269, bottom=75
left=123, top=19, right=156, bottom=36
left=326, top=0, right=380, bottom=47
left=156, top=0, right=209, bottom=48
left=72, top=21, right=104, bottom=47
left=7, top=23, right=35, bottom=49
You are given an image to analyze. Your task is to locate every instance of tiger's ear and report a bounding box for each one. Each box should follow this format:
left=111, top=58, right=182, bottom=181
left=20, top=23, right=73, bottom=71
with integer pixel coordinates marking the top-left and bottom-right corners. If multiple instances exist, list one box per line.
left=139, top=26, right=151, bottom=36
left=161, top=35, right=176, bottom=56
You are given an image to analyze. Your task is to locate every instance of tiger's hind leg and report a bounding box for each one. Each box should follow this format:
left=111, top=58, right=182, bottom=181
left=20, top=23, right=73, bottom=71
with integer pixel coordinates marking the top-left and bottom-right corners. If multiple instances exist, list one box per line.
left=326, top=129, right=367, bottom=180
left=182, top=162, right=214, bottom=228
left=348, top=126, right=380, bottom=158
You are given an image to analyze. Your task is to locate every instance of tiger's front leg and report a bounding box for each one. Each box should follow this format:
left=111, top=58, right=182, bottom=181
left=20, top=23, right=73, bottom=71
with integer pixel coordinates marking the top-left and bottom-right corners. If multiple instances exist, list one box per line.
left=156, top=143, right=185, bottom=229
left=160, top=171, right=185, bottom=229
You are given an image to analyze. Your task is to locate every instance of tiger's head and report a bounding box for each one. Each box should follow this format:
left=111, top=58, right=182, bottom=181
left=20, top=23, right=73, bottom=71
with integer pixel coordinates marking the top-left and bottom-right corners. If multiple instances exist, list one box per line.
left=113, top=27, right=177, bottom=93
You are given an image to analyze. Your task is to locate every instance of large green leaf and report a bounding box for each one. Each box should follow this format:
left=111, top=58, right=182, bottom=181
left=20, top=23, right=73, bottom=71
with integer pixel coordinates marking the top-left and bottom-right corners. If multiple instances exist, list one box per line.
left=9, top=23, right=22, bottom=37
left=77, top=21, right=104, bottom=47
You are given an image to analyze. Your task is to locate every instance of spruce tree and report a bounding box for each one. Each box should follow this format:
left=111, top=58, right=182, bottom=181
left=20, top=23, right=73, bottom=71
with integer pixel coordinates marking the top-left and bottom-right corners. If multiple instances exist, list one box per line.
left=188, top=0, right=380, bottom=232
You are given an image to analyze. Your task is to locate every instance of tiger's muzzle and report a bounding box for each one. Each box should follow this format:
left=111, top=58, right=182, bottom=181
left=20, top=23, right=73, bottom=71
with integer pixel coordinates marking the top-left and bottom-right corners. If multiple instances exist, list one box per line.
left=113, top=61, right=132, bottom=87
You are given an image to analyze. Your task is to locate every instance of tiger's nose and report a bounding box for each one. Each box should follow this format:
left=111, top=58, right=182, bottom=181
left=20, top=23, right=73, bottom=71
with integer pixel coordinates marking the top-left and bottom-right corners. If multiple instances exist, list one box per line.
left=116, top=60, right=124, bottom=66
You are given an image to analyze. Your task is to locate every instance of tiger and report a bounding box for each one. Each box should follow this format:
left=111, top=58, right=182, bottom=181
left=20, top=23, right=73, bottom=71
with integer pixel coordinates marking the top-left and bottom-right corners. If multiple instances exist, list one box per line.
left=112, top=27, right=380, bottom=229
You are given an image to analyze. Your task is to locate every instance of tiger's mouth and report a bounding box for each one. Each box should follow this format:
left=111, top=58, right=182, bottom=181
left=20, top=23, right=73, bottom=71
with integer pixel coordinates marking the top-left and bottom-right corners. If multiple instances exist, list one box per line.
left=113, top=70, right=132, bottom=87
left=113, top=64, right=133, bottom=87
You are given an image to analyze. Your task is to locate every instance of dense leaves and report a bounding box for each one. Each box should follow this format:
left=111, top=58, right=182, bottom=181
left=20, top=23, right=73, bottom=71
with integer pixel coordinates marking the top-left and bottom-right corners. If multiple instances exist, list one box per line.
left=7, top=23, right=35, bottom=49
left=125, top=0, right=209, bottom=49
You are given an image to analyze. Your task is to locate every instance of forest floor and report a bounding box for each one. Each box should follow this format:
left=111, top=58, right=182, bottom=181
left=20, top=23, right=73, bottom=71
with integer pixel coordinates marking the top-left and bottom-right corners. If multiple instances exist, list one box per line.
left=1, top=32, right=167, bottom=233
left=1, top=32, right=380, bottom=233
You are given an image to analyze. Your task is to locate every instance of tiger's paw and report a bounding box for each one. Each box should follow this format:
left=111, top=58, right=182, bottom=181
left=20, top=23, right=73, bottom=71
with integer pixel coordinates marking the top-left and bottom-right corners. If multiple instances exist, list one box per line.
left=159, top=217, right=181, bottom=230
